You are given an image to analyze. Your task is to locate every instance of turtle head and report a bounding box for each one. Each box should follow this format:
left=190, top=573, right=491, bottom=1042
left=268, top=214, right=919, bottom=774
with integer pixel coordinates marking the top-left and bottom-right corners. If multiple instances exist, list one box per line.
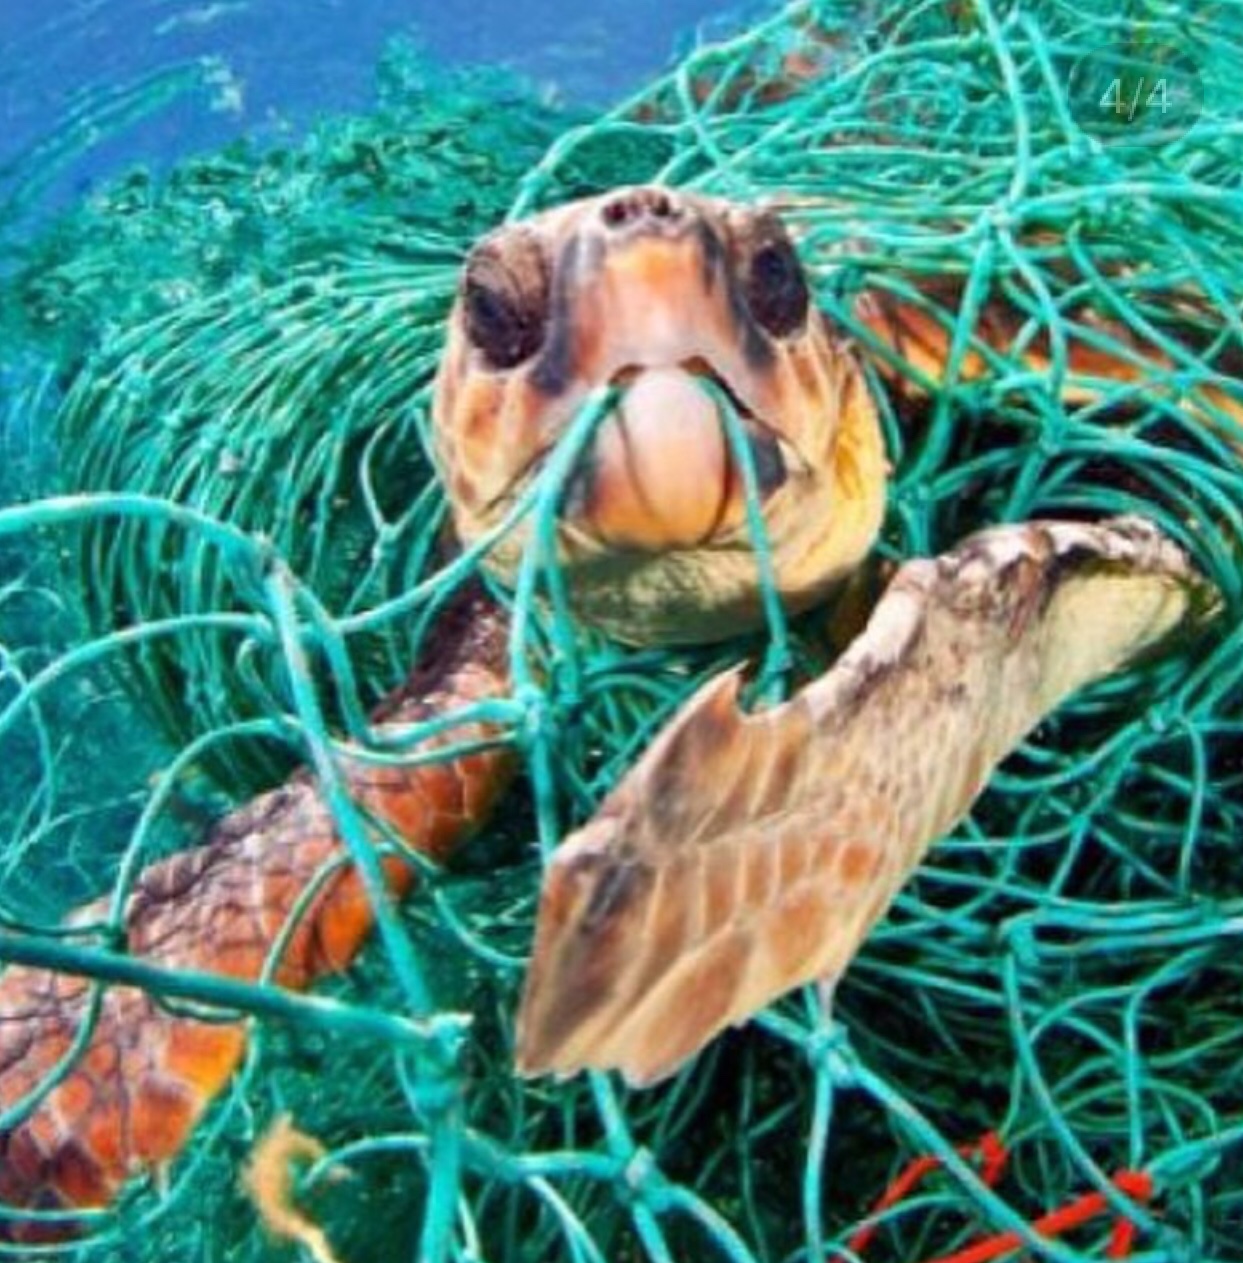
left=433, top=185, right=886, bottom=644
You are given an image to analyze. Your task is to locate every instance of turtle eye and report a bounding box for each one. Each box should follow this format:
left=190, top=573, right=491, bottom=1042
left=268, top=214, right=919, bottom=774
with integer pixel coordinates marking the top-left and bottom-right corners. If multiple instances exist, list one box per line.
left=462, top=232, right=549, bottom=370
left=744, top=224, right=809, bottom=338
left=464, top=280, right=541, bottom=369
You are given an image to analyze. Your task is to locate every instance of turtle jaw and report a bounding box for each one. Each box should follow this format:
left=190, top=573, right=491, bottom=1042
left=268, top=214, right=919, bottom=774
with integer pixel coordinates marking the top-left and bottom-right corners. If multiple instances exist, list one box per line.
left=546, top=373, right=885, bottom=647
left=560, top=359, right=799, bottom=554
left=462, top=321, right=888, bottom=647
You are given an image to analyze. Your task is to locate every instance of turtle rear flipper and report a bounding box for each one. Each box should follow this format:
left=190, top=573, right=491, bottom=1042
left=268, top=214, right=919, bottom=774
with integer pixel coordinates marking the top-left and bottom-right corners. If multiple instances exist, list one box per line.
left=0, top=596, right=513, bottom=1242
left=516, top=516, right=1212, bottom=1086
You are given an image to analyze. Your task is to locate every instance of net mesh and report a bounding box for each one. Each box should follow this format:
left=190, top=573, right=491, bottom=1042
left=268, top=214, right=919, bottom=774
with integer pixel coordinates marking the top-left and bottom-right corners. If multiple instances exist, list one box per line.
left=2, top=2, right=1242, bottom=1260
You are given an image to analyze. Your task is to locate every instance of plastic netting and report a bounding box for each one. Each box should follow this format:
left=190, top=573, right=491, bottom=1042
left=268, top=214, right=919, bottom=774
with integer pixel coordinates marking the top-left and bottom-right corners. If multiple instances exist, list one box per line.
left=2, top=1, right=1243, bottom=1260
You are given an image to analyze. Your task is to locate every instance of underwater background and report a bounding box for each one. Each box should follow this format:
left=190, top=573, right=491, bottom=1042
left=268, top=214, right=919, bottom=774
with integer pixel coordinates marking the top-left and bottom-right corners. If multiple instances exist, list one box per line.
left=0, top=0, right=768, bottom=209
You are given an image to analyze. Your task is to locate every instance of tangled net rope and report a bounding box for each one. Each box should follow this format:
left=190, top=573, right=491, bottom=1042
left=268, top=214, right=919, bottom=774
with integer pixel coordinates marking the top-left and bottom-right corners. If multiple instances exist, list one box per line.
left=1, top=2, right=1242, bottom=1259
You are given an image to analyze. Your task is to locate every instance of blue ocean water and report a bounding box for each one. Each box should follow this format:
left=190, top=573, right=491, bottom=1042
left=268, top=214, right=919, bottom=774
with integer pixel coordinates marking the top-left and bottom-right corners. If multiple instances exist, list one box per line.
left=0, top=0, right=771, bottom=215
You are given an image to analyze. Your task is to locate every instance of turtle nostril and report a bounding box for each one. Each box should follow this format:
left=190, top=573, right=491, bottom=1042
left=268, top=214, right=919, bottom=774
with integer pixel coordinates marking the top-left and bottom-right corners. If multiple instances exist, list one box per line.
left=601, top=197, right=632, bottom=228
left=600, top=188, right=682, bottom=229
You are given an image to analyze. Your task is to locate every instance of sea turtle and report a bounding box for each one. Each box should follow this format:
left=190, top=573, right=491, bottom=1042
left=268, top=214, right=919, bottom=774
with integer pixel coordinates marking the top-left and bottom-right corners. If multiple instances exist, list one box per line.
left=0, top=183, right=1223, bottom=1238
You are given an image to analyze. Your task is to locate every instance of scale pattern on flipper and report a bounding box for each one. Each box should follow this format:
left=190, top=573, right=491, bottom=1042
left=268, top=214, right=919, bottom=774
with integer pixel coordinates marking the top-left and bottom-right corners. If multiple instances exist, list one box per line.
left=0, top=593, right=514, bottom=1240
left=517, top=517, right=1208, bottom=1085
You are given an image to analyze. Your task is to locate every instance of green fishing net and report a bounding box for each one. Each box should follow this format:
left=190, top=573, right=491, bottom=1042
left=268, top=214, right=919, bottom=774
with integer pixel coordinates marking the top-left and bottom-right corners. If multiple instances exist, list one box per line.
left=2, top=1, right=1242, bottom=1260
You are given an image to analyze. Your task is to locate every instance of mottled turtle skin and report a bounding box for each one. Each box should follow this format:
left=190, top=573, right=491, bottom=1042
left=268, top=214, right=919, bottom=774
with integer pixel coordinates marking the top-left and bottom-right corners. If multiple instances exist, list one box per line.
left=0, top=185, right=1217, bottom=1238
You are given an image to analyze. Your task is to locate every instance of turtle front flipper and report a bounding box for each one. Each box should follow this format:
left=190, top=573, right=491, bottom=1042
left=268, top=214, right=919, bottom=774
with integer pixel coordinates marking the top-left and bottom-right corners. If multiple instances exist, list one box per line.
left=854, top=275, right=1243, bottom=438
left=516, top=517, right=1211, bottom=1087
left=0, top=592, right=513, bottom=1242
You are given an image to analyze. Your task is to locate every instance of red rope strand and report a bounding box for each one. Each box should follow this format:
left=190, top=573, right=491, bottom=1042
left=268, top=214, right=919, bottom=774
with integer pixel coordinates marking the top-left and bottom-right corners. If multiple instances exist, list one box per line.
left=844, top=1136, right=1154, bottom=1263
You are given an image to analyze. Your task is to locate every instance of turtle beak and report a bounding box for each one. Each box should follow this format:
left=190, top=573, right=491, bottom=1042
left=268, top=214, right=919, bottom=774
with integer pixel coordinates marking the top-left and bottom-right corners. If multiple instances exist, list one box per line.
left=563, top=362, right=790, bottom=552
